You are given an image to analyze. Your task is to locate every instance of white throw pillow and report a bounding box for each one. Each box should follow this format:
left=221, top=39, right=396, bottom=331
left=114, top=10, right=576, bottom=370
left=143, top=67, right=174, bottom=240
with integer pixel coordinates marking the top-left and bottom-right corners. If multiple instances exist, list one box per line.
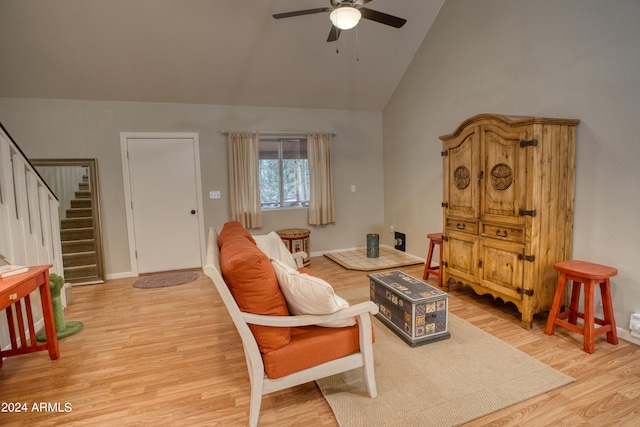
left=254, top=232, right=298, bottom=270
left=271, top=259, right=355, bottom=328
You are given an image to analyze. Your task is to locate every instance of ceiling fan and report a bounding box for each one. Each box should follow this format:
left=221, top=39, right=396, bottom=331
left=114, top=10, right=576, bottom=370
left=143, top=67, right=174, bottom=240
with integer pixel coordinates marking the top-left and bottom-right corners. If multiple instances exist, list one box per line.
left=273, top=0, right=407, bottom=42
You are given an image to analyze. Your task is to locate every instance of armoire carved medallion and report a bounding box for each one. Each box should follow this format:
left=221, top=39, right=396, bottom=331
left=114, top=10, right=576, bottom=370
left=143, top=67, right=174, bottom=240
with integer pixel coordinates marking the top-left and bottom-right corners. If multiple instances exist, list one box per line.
left=440, top=114, right=579, bottom=328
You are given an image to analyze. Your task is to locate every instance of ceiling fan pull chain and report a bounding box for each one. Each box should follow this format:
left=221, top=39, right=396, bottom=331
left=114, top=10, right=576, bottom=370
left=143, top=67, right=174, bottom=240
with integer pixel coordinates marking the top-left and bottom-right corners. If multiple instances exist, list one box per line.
left=356, top=25, right=359, bottom=61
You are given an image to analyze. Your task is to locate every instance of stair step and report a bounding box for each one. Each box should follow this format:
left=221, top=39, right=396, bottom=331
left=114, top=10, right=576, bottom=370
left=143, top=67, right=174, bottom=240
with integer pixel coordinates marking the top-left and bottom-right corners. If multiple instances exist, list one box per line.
left=61, top=217, right=94, bottom=229
left=64, top=264, right=98, bottom=279
left=79, top=182, right=90, bottom=191
left=62, top=240, right=96, bottom=254
left=71, top=199, right=92, bottom=209
left=61, top=227, right=94, bottom=241
left=75, top=190, right=92, bottom=199
left=66, top=208, right=93, bottom=218
left=63, top=251, right=98, bottom=267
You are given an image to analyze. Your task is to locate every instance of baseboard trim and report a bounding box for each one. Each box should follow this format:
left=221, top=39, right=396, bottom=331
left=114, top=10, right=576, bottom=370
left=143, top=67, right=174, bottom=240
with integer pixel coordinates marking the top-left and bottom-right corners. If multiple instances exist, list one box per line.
left=106, top=271, right=137, bottom=280
left=618, top=328, right=640, bottom=346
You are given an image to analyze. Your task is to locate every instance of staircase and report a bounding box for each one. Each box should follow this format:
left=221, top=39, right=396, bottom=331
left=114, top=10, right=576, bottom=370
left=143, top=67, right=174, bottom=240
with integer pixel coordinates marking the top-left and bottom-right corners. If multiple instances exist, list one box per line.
left=60, top=175, right=100, bottom=282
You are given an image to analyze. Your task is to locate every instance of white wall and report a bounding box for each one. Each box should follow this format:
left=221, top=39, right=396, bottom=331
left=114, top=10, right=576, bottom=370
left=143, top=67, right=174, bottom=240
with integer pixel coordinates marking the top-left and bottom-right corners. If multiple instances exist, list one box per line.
left=383, top=0, right=640, bottom=337
left=0, top=99, right=385, bottom=276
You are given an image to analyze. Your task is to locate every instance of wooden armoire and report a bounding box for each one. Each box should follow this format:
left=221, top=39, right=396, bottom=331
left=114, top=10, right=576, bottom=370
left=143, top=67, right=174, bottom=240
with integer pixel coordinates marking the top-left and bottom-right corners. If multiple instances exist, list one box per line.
left=440, top=114, right=579, bottom=328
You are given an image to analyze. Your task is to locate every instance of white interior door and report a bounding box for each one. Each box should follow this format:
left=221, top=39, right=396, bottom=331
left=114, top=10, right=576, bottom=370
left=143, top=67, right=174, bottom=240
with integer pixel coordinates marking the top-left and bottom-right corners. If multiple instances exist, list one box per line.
left=121, top=133, right=205, bottom=275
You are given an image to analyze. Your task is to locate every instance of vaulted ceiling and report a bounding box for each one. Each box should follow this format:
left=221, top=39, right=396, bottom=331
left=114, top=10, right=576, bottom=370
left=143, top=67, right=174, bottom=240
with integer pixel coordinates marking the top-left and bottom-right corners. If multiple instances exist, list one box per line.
left=0, top=1, right=443, bottom=111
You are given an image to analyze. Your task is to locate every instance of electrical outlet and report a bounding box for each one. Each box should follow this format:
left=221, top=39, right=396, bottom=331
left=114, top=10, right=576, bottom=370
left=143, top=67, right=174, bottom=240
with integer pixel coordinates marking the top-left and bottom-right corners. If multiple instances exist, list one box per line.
left=394, top=232, right=406, bottom=252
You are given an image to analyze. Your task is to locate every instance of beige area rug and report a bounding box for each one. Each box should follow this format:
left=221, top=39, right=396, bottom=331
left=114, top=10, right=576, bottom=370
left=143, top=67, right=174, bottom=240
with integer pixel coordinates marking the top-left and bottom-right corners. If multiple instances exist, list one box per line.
left=316, top=287, right=575, bottom=427
left=324, top=245, right=424, bottom=271
left=133, top=271, right=199, bottom=289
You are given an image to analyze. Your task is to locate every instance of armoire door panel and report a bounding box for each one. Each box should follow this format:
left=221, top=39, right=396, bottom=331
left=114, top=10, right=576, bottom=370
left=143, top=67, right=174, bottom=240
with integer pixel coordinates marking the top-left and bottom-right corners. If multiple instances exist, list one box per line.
left=444, top=231, right=477, bottom=281
left=480, top=126, right=528, bottom=225
left=478, top=239, right=524, bottom=300
left=443, top=130, right=478, bottom=220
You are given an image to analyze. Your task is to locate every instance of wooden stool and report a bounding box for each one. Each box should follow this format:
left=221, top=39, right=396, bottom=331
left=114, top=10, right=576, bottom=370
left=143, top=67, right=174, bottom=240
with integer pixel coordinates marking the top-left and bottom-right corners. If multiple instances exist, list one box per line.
left=544, top=260, right=618, bottom=354
left=423, top=233, right=443, bottom=287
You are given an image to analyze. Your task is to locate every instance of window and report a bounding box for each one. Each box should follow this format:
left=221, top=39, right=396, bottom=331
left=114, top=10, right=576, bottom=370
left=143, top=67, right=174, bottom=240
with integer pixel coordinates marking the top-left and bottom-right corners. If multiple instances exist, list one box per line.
left=259, top=138, right=309, bottom=209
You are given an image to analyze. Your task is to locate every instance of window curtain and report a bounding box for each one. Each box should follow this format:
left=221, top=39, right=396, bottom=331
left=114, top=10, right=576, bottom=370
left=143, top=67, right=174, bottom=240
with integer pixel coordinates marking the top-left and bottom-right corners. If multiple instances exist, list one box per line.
left=228, top=131, right=262, bottom=229
left=307, top=132, right=335, bottom=225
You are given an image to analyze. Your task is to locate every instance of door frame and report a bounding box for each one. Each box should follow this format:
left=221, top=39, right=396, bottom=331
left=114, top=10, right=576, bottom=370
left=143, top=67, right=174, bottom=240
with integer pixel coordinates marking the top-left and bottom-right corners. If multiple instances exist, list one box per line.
left=120, top=132, right=206, bottom=276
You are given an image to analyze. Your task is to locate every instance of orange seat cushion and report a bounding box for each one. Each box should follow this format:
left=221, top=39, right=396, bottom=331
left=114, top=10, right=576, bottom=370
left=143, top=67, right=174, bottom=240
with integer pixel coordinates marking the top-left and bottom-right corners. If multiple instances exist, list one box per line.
left=297, top=266, right=314, bottom=276
left=262, top=324, right=362, bottom=379
left=218, top=222, right=291, bottom=353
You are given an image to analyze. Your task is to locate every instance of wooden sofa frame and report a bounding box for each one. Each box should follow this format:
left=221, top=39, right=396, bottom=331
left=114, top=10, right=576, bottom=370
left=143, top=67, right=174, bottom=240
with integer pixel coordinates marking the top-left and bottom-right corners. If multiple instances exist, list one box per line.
left=204, top=227, right=378, bottom=427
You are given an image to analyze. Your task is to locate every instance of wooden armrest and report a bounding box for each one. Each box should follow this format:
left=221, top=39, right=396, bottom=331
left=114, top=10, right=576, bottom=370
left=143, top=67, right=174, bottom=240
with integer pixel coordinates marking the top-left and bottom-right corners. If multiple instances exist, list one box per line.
left=242, top=301, right=379, bottom=327
left=291, top=251, right=307, bottom=259
left=291, top=251, right=307, bottom=268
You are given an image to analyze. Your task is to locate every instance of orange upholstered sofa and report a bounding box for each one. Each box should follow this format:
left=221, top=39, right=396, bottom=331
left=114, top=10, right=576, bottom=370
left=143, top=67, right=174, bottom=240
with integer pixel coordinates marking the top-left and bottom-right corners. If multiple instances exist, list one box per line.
left=204, top=222, right=378, bottom=427
left=217, top=221, right=366, bottom=377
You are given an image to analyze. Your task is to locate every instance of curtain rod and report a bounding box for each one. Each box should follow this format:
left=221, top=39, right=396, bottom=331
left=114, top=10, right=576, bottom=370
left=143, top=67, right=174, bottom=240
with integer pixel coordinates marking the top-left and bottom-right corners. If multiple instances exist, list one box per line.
left=220, top=130, right=336, bottom=137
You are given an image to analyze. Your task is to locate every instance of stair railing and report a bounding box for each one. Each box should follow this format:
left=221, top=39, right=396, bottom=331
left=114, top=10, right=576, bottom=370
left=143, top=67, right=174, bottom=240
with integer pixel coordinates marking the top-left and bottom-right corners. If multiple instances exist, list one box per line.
left=0, top=122, right=64, bottom=350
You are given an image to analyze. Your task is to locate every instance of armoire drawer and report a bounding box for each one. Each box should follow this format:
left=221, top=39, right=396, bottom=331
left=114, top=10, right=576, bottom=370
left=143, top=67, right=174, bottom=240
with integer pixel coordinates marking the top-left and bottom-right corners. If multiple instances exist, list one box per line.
left=445, top=218, right=478, bottom=234
left=481, top=223, right=525, bottom=243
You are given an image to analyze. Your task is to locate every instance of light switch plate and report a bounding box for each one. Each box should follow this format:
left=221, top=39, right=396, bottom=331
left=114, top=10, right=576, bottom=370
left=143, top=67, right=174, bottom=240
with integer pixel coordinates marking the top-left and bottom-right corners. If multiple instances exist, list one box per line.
left=210, top=191, right=221, bottom=199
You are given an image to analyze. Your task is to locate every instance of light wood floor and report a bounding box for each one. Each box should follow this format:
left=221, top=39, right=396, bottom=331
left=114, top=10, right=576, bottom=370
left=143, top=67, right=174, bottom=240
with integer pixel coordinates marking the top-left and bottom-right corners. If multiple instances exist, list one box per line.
left=1, top=257, right=639, bottom=426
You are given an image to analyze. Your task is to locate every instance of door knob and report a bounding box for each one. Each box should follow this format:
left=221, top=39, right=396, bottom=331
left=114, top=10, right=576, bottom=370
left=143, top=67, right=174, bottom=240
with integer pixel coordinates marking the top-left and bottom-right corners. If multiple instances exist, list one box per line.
left=191, top=209, right=196, bottom=214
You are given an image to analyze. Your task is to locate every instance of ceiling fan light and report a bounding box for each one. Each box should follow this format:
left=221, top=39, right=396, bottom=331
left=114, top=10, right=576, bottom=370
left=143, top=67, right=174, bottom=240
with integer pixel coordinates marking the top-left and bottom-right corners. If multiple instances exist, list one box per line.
left=329, top=7, right=361, bottom=30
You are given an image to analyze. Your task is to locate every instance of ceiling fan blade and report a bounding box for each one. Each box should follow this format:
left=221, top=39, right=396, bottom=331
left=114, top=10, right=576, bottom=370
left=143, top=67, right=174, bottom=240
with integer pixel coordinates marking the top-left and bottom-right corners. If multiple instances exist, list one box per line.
left=359, top=8, right=407, bottom=28
left=273, top=7, right=332, bottom=20
left=327, top=25, right=342, bottom=42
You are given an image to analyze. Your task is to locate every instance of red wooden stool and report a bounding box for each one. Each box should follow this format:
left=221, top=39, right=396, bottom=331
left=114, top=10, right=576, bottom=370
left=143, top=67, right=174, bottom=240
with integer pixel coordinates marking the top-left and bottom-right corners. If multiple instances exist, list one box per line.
left=544, top=260, right=618, bottom=353
left=423, top=233, right=443, bottom=287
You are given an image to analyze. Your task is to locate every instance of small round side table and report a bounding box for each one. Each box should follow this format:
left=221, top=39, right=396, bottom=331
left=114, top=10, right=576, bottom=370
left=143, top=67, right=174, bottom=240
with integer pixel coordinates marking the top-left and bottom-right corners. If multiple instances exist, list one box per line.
left=276, top=228, right=311, bottom=267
